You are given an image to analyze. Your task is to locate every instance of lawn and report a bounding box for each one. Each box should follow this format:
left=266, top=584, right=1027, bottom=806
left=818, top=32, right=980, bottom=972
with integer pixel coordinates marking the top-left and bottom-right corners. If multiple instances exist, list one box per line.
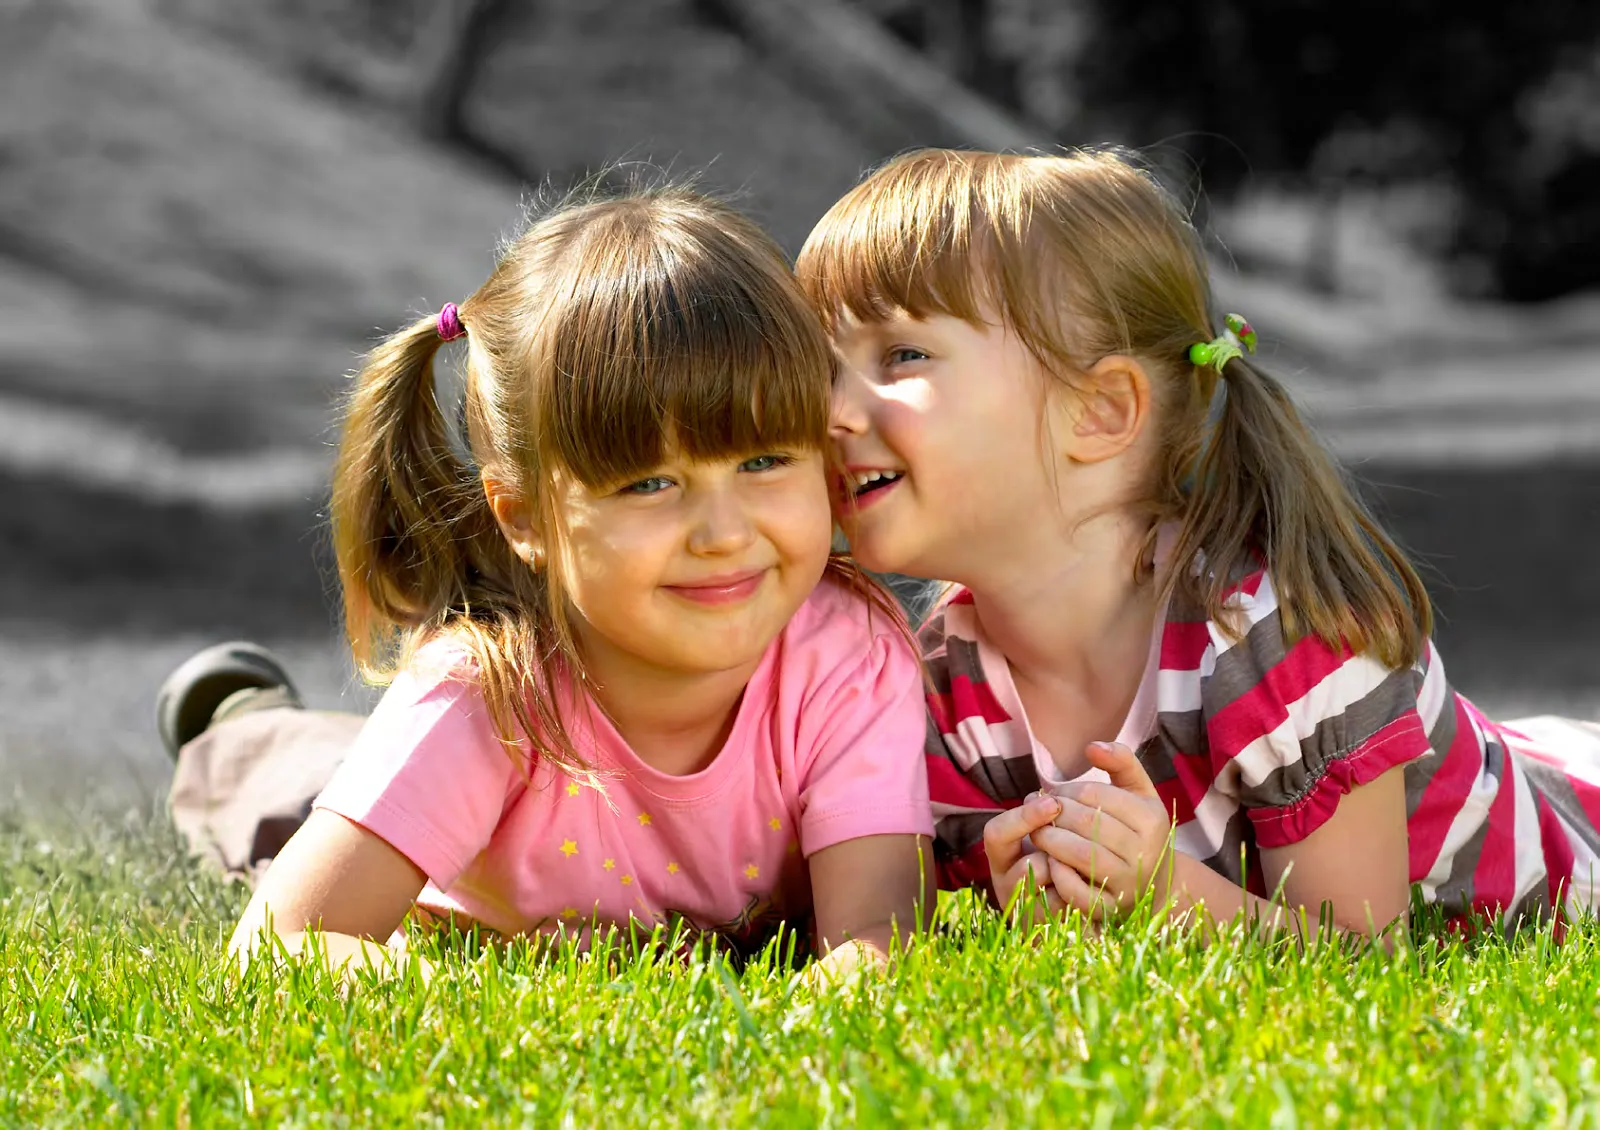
left=6, top=807, right=1600, bottom=1126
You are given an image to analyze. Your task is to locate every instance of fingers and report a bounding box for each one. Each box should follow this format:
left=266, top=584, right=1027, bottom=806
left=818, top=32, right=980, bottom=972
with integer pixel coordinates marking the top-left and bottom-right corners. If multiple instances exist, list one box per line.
left=1056, top=777, right=1162, bottom=831
left=1047, top=855, right=1114, bottom=921
left=1001, top=849, right=1114, bottom=926
left=1048, top=796, right=1142, bottom=863
left=982, top=793, right=1063, bottom=877
left=998, top=851, right=1061, bottom=922
left=1004, top=851, right=1068, bottom=921
left=1030, top=823, right=1130, bottom=887
left=1082, top=741, right=1160, bottom=799
left=1029, top=886, right=1067, bottom=925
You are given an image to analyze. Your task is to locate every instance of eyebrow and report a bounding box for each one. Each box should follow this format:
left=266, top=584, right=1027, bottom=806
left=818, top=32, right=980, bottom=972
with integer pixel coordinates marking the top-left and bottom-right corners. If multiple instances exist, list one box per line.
left=839, top=310, right=916, bottom=340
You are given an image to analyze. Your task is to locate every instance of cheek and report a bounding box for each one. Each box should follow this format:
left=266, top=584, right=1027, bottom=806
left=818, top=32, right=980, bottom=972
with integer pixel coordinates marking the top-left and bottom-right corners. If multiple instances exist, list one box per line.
left=767, top=476, right=835, bottom=559
left=871, top=396, right=931, bottom=462
left=560, top=517, right=670, bottom=605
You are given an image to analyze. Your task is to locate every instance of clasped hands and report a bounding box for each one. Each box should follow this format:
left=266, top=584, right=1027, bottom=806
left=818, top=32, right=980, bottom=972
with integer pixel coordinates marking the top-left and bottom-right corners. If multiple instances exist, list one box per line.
left=984, top=741, right=1177, bottom=923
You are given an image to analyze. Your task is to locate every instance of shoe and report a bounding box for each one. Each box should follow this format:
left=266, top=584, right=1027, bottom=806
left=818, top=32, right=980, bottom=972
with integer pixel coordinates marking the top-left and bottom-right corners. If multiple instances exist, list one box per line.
left=155, top=641, right=303, bottom=762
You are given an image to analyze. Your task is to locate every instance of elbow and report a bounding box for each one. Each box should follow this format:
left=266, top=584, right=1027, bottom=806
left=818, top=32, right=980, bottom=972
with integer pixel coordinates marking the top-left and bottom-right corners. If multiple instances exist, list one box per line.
left=1319, top=898, right=1409, bottom=950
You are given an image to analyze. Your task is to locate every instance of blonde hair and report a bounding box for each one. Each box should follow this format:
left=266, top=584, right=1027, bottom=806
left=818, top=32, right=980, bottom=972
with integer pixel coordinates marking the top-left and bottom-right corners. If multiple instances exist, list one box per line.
left=797, top=148, right=1431, bottom=667
left=332, top=181, right=893, bottom=774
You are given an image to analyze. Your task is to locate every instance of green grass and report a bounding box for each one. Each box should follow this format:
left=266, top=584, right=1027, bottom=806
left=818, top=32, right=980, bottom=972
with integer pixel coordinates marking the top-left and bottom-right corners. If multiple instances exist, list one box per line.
left=6, top=808, right=1600, bottom=1127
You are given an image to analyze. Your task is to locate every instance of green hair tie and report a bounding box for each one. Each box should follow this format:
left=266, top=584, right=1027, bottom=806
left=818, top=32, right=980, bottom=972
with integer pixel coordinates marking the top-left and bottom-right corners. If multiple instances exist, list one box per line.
left=1188, top=313, right=1257, bottom=373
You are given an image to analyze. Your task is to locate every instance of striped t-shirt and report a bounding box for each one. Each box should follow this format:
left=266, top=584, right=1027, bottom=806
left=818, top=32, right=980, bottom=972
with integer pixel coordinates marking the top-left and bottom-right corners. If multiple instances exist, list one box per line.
left=921, top=570, right=1600, bottom=932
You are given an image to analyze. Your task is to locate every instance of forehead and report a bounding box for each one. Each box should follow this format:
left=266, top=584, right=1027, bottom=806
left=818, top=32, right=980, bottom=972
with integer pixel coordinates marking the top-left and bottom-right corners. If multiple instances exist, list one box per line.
left=827, top=304, right=999, bottom=351
left=830, top=305, right=903, bottom=339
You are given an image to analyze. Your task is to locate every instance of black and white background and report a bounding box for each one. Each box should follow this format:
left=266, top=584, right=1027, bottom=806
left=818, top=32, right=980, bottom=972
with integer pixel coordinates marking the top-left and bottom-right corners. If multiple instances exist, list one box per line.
left=3, top=0, right=1597, bottom=804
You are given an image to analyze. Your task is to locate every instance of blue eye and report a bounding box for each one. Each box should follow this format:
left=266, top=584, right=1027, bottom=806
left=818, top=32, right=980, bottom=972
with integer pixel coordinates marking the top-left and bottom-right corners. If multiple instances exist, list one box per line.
left=621, top=476, right=674, bottom=495
left=887, top=347, right=928, bottom=365
left=740, top=453, right=795, bottom=473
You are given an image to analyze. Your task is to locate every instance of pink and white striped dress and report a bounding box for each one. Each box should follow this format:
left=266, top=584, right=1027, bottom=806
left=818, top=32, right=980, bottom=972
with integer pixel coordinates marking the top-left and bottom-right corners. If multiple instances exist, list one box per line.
left=921, top=571, right=1600, bottom=933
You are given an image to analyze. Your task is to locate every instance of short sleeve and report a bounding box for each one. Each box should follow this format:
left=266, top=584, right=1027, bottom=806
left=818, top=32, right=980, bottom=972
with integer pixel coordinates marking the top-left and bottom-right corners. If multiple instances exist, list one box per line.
left=314, top=659, right=522, bottom=888
left=1207, top=625, right=1434, bottom=849
left=794, top=630, right=935, bottom=856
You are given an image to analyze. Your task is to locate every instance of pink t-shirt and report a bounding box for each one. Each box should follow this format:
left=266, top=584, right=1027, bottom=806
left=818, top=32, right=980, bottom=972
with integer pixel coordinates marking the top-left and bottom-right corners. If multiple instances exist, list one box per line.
left=315, top=579, right=932, bottom=951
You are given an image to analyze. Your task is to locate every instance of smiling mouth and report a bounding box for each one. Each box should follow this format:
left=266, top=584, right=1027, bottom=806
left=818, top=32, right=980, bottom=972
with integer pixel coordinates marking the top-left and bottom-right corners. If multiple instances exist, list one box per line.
left=663, top=569, right=768, bottom=606
left=848, top=469, right=904, bottom=500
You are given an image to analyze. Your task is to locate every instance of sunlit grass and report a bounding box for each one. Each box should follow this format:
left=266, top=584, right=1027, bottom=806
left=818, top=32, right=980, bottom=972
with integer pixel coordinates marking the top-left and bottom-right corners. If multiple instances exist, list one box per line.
left=5, top=804, right=1600, bottom=1126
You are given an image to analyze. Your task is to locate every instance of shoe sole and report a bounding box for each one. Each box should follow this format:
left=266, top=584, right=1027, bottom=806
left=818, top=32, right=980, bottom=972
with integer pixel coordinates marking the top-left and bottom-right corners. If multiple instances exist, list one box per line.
left=155, top=641, right=302, bottom=762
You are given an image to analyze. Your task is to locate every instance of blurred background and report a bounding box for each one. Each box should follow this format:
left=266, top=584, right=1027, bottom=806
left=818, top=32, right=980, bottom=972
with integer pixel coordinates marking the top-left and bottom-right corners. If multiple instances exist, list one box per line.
left=3, top=0, right=1598, bottom=805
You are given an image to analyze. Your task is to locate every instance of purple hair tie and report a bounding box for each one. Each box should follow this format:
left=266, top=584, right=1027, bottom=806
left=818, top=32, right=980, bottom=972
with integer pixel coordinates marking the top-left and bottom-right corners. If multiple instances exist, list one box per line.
left=435, top=302, right=466, bottom=342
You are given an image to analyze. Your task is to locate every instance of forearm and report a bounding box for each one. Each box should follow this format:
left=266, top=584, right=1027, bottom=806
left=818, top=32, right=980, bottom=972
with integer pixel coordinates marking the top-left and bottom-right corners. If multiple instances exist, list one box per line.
left=807, top=832, right=935, bottom=983
left=1161, top=852, right=1404, bottom=946
left=230, top=921, right=425, bottom=981
left=278, top=930, right=399, bottom=967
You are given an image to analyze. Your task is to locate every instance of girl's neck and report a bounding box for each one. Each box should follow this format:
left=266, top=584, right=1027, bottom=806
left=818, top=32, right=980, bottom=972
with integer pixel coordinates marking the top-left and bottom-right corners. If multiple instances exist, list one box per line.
left=962, top=512, right=1160, bottom=697
left=576, top=630, right=761, bottom=778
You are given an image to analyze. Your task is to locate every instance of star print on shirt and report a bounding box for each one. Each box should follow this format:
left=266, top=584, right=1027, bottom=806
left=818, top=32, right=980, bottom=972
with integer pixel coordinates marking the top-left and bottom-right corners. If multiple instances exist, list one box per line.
left=768, top=817, right=782, bottom=831
left=566, top=782, right=581, bottom=797
left=620, top=875, right=633, bottom=886
left=560, top=839, right=578, bottom=858
left=560, top=907, right=577, bottom=919
left=637, top=812, right=652, bottom=826
left=666, top=862, right=679, bottom=874
left=602, top=858, right=615, bottom=871
left=744, top=864, right=760, bottom=880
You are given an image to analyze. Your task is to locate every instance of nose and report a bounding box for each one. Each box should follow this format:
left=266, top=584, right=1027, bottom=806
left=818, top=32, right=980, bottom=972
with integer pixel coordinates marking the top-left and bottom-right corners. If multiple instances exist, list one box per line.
left=687, top=484, right=757, bottom=557
left=829, top=362, right=869, bottom=439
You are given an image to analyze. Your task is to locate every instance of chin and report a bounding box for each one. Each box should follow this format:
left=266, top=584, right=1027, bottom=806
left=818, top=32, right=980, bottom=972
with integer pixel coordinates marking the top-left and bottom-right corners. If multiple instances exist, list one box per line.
left=837, top=527, right=909, bottom=576
left=847, top=546, right=900, bottom=576
left=681, top=615, right=788, bottom=668
left=672, top=641, right=771, bottom=674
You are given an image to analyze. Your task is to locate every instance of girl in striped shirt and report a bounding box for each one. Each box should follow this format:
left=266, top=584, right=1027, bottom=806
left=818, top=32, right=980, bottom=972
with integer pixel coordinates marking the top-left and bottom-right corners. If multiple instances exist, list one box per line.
left=797, top=147, right=1600, bottom=941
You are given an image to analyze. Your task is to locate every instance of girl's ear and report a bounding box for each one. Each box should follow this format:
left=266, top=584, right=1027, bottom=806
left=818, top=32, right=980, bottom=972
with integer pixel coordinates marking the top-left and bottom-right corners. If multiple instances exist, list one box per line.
left=483, top=475, right=545, bottom=568
left=1052, top=354, right=1152, bottom=465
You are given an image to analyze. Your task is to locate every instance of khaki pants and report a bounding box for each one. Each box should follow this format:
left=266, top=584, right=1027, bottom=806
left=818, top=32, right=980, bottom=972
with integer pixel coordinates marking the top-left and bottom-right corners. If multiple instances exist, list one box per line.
left=168, top=708, right=362, bottom=882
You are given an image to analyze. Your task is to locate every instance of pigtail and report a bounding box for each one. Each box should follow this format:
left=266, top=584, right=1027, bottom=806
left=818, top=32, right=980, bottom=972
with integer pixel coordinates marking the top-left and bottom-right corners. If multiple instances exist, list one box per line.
left=330, top=311, right=594, bottom=776
left=331, top=315, right=501, bottom=672
left=1168, top=355, right=1433, bottom=669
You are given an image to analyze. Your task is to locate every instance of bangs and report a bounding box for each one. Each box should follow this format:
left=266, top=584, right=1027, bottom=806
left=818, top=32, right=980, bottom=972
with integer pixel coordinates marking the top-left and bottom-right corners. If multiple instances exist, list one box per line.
left=534, top=204, right=833, bottom=489
left=797, top=150, right=1017, bottom=332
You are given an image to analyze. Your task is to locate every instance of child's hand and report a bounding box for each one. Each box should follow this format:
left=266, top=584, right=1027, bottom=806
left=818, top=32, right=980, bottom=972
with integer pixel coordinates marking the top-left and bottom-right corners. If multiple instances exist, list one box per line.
left=982, top=793, right=1070, bottom=922
left=1033, top=742, right=1175, bottom=920
left=802, top=938, right=889, bottom=991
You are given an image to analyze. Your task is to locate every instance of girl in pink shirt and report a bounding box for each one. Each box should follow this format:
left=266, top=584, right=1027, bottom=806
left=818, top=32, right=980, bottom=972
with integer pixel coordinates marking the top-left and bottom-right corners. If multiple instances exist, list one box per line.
left=224, top=185, right=934, bottom=976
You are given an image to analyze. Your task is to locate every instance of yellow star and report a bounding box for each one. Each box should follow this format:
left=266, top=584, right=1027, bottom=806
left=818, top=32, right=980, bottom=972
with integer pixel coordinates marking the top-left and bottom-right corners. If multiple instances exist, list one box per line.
left=566, top=781, right=580, bottom=797
left=666, top=862, right=679, bottom=874
left=637, top=812, right=652, bottom=826
left=768, top=817, right=782, bottom=831
left=559, top=839, right=578, bottom=858
left=787, top=840, right=799, bottom=856
left=602, top=858, right=615, bottom=871
left=560, top=907, right=578, bottom=919
left=744, top=863, right=760, bottom=880
left=620, top=874, right=633, bottom=886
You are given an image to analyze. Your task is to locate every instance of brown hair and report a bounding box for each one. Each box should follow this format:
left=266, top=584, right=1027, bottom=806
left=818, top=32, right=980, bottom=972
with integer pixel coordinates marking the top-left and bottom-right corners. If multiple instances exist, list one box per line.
left=332, top=180, right=898, bottom=775
left=797, top=148, right=1431, bottom=667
